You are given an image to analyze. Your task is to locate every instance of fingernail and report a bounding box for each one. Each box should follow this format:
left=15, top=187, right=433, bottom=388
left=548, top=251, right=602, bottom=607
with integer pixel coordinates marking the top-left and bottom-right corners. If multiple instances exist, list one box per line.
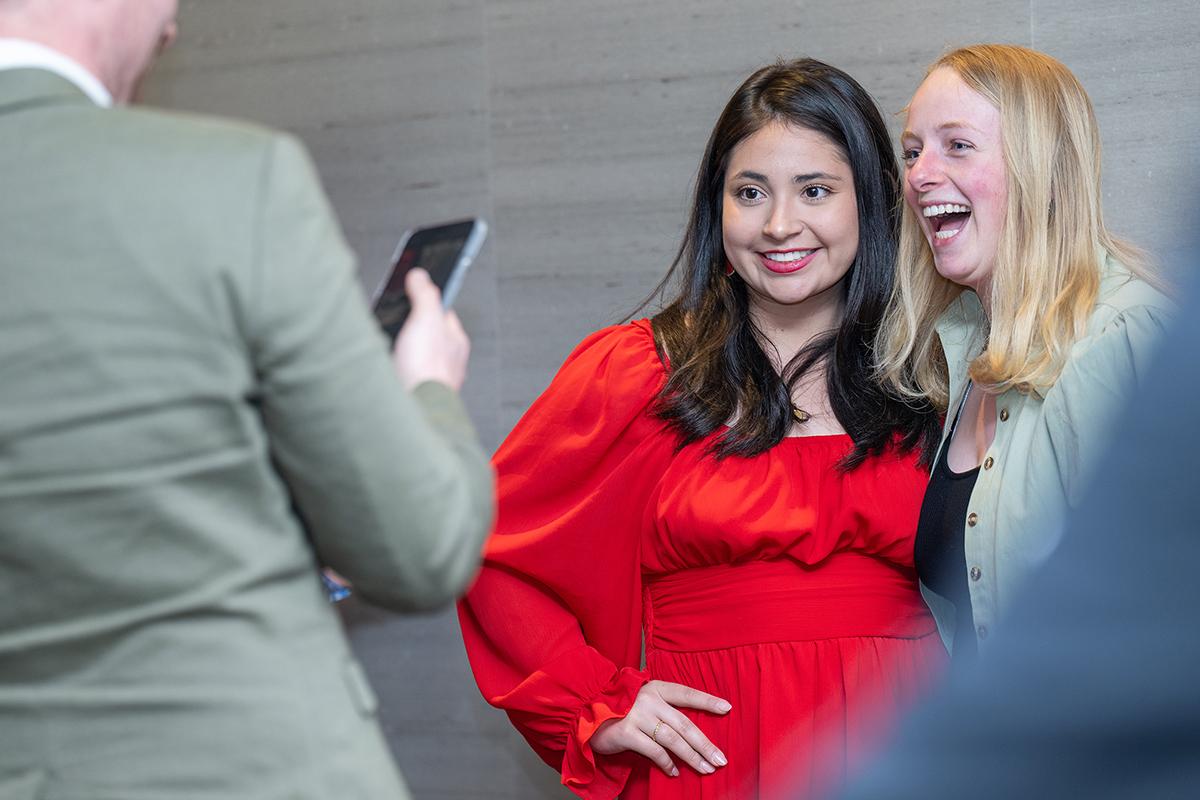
left=669, top=766, right=679, bottom=778
left=716, top=701, right=732, bottom=713
left=712, top=751, right=728, bottom=767
left=699, top=761, right=715, bottom=775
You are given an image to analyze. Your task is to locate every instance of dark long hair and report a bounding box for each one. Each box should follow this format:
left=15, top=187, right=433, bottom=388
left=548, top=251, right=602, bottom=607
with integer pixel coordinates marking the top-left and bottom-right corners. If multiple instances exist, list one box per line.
left=643, top=58, right=939, bottom=467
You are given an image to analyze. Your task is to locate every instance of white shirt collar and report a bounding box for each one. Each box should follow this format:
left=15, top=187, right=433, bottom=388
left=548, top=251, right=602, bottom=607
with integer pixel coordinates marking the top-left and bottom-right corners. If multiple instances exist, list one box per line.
left=0, top=38, right=113, bottom=107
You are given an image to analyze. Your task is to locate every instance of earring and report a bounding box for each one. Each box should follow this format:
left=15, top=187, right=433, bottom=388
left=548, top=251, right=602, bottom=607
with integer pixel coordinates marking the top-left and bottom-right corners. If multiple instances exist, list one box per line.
left=724, top=261, right=735, bottom=277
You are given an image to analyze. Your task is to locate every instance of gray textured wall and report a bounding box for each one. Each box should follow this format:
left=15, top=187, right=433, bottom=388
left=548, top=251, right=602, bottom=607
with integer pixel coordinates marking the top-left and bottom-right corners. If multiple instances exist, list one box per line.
left=143, top=2, right=1199, bottom=797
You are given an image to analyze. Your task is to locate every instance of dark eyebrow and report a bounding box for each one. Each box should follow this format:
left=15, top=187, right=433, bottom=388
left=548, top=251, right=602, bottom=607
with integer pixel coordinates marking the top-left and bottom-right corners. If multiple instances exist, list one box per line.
left=792, top=171, right=842, bottom=183
left=730, top=170, right=843, bottom=183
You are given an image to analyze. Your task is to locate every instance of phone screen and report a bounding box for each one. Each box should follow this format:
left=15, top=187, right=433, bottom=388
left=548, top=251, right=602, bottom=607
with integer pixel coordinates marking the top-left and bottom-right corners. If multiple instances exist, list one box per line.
left=373, top=219, right=483, bottom=341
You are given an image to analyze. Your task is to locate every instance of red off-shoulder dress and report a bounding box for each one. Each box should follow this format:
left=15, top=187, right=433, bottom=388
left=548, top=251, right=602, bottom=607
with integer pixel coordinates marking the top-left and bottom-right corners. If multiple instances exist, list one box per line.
left=459, top=321, right=946, bottom=800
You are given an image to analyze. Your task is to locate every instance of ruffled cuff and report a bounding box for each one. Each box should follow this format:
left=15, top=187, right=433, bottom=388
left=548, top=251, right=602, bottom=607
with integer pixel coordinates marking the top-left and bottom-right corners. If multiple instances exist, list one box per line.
left=561, top=666, right=649, bottom=799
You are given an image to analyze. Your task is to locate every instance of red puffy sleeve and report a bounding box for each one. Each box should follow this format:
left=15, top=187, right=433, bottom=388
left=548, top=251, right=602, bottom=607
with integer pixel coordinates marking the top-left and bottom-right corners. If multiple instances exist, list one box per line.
left=458, top=320, right=675, bottom=799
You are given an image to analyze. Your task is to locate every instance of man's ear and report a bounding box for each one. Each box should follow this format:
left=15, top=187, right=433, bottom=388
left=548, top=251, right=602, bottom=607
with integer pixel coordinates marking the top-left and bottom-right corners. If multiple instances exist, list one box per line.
left=157, top=21, right=177, bottom=55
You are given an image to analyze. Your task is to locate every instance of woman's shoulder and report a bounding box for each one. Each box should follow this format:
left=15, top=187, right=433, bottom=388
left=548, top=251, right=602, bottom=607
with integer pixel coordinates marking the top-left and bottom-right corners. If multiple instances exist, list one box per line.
left=523, top=319, right=667, bottom=424
left=575, top=318, right=658, bottom=350
left=1089, top=254, right=1176, bottom=335
left=495, top=321, right=670, bottom=467
left=1051, top=257, right=1174, bottom=399
left=564, top=319, right=664, bottom=378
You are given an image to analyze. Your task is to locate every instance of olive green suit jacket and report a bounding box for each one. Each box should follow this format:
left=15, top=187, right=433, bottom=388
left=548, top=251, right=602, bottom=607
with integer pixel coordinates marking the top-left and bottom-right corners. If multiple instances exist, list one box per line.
left=0, top=68, right=493, bottom=799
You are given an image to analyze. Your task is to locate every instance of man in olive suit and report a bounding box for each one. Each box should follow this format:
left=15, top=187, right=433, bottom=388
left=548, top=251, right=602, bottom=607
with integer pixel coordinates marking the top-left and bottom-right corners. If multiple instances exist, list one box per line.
left=0, top=1, right=493, bottom=797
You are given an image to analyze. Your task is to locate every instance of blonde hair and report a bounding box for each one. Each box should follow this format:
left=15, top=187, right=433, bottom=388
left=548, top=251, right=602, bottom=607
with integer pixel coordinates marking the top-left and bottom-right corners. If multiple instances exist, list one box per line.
left=877, top=44, right=1149, bottom=409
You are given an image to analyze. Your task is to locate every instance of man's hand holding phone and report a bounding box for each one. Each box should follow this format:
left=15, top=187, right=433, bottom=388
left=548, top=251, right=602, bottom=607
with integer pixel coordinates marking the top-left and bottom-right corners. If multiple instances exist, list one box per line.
left=391, top=267, right=470, bottom=391
left=371, top=217, right=485, bottom=392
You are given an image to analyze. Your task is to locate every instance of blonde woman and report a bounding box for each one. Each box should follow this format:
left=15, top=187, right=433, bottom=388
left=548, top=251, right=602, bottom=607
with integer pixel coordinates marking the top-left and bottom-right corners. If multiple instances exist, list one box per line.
left=877, top=44, right=1173, bottom=663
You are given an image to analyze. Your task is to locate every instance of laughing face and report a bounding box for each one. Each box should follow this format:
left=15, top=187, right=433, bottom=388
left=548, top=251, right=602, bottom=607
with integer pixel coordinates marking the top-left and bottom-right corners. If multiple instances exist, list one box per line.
left=901, top=67, right=1008, bottom=295
left=722, top=121, right=859, bottom=319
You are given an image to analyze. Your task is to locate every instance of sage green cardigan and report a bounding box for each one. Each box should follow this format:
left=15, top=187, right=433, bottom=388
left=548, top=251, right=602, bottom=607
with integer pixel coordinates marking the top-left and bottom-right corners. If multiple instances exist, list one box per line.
left=924, top=253, right=1173, bottom=654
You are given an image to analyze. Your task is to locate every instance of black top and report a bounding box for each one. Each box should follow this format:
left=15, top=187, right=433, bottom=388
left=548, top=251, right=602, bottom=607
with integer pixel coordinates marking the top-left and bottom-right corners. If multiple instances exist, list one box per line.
left=914, top=389, right=980, bottom=664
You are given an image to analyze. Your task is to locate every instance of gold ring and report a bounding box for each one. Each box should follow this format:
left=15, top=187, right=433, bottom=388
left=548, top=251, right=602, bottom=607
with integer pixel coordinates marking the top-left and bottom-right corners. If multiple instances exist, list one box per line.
left=651, top=720, right=664, bottom=744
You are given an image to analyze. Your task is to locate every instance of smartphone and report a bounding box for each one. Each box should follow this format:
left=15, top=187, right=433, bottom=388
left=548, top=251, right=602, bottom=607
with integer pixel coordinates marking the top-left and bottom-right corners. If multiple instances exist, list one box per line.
left=371, top=218, right=488, bottom=342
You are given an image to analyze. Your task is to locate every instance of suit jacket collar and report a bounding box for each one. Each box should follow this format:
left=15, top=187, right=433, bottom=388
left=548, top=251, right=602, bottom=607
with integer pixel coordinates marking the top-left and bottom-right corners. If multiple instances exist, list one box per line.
left=0, top=67, right=91, bottom=115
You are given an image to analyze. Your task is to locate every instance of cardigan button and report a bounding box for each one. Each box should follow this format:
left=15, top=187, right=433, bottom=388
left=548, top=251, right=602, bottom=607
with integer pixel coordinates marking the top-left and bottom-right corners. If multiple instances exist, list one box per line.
left=967, top=512, right=979, bottom=527
left=977, top=624, right=989, bottom=640
left=969, top=566, right=982, bottom=581
left=999, top=408, right=1010, bottom=422
left=983, top=456, right=994, bottom=470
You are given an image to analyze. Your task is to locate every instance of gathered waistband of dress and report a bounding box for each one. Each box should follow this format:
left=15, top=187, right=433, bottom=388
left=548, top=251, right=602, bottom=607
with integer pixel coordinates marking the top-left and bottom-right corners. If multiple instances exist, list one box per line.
left=643, top=555, right=936, bottom=653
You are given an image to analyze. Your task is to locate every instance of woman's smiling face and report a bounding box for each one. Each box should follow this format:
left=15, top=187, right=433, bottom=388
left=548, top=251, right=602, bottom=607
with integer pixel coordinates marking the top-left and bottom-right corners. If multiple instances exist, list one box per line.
left=901, top=67, right=1008, bottom=295
left=721, top=121, right=860, bottom=317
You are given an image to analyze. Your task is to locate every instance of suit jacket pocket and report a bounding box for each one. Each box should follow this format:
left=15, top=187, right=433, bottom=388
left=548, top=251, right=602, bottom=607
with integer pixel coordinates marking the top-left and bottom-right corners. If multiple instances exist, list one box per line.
left=341, top=657, right=380, bottom=718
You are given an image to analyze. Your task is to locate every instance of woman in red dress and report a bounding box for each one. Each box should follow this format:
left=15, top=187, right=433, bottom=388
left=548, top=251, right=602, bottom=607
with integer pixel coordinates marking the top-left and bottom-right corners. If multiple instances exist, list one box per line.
left=459, top=59, right=946, bottom=799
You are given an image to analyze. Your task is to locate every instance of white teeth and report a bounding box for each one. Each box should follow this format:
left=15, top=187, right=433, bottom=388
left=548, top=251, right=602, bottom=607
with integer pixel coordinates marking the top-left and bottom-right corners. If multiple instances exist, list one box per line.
left=923, top=203, right=971, bottom=218
left=935, top=228, right=962, bottom=240
left=764, top=249, right=816, bottom=263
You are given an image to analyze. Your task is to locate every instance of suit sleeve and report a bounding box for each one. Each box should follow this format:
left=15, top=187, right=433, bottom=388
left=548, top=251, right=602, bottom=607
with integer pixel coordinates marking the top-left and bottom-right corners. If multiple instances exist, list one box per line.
left=246, top=132, right=493, bottom=611
left=459, top=323, right=674, bottom=799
